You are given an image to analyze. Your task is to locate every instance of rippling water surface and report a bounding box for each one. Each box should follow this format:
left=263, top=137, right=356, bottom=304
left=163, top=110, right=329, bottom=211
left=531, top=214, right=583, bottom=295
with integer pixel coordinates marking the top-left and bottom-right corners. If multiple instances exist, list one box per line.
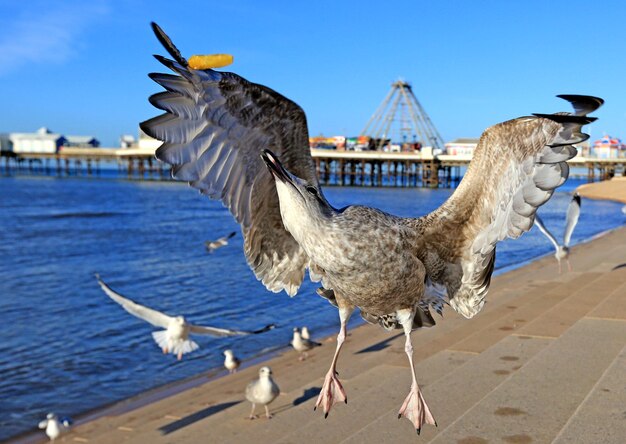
left=1, top=176, right=623, bottom=439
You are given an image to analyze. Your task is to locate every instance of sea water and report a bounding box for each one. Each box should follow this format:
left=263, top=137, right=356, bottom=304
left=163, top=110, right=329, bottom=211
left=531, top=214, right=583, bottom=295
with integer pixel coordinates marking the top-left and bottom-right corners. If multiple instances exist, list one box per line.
left=0, top=176, right=623, bottom=439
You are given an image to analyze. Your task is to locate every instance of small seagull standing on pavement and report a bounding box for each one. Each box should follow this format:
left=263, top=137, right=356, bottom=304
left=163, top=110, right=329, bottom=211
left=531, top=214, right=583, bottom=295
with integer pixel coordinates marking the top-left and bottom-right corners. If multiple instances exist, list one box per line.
left=292, top=327, right=321, bottom=361
left=245, top=366, right=280, bottom=419
left=205, top=231, right=236, bottom=253
left=96, top=275, right=274, bottom=360
left=223, top=349, right=241, bottom=374
left=301, top=326, right=311, bottom=340
left=38, top=413, right=71, bottom=441
left=534, top=193, right=581, bottom=273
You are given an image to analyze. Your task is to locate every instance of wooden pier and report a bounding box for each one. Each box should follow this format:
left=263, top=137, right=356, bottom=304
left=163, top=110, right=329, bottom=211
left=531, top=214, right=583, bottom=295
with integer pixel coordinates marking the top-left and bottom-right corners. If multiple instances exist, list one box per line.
left=1, top=147, right=625, bottom=188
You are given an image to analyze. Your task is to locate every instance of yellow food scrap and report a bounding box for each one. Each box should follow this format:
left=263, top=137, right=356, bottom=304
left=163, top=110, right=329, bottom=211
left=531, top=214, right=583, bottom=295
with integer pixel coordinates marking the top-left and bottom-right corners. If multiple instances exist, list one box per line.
left=188, top=54, right=234, bottom=70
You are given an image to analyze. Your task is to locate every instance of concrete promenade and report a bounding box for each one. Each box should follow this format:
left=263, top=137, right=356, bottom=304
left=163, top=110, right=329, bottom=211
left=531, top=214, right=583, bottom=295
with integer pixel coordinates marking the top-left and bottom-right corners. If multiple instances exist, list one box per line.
left=22, top=227, right=626, bottom=444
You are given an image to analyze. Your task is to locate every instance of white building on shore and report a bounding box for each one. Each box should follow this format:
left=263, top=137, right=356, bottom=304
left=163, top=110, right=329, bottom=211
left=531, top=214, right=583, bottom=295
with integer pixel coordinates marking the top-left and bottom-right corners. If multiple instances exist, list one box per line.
left=444, top=138, right=479, bottom=156
left=10, top=127, right=66, bottom=154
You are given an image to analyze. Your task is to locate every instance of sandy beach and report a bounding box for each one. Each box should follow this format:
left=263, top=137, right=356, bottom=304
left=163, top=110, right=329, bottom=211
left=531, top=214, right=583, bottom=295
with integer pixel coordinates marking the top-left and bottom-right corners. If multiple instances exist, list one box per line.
left=15, top=220, right=626, bottom=444
left=577, top=176, right=626, bottom=204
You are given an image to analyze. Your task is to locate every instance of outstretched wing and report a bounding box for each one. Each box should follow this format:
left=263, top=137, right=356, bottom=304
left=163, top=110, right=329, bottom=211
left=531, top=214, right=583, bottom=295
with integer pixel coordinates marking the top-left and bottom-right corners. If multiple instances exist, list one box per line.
left=534, top=215, right=560, bottom=251
left=141, top=23, right=318, bottom=296
left=415, top=95, right=602, bottom=318
left=563, top=193, right=581, bottom=247
left=189, top=323, right=275, bottom=337
left=96, top=274, right=173, bottom=328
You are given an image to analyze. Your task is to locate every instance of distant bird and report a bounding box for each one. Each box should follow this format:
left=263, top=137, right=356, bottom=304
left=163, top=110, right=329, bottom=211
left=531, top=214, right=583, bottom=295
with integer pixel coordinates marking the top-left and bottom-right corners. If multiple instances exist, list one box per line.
left=223, top=349, right=241, bottom=374
left=205, top=231, right=236, bottom=253
left=141, top=22, right=602, bottom=434
left=38, top=413, right=71, bottom=441
left=534, top=193, right=581, bottom=273
left=245, top=366, right=280, bottom=419
left=301, top=326, right=310, bottom=340
left=621, top=205, right=626, bottom=215
left=96, top=275, right=275, bottom=360
left=291, top=327, right=321, bottom=361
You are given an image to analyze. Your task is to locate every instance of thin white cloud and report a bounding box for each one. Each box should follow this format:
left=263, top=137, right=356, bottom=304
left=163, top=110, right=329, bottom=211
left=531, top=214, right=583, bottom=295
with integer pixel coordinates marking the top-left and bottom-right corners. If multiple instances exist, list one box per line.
left=0, top=1, right=109, bottom=75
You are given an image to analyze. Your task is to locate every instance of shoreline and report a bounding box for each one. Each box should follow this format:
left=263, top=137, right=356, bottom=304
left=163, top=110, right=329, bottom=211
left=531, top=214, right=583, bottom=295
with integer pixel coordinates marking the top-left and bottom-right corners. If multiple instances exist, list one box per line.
left=577, top=176, right=626, bottom=204
left=12, top=223, right=626, bottom=444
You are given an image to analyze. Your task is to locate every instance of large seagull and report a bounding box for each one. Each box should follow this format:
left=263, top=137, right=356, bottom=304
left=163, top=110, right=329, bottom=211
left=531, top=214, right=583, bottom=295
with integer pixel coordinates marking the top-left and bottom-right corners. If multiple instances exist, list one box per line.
left=140, top=22, right=602, bottom=433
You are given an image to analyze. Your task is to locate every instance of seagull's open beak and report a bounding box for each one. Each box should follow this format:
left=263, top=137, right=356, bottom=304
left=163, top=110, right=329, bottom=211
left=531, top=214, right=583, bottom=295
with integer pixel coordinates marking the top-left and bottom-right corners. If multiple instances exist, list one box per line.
left=261, top=150, right=292, bottom=184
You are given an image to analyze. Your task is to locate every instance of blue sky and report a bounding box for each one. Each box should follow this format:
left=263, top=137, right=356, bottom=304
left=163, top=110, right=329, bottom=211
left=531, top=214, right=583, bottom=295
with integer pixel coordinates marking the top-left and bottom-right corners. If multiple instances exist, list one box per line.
left=0, top=0, right=624, bottom=146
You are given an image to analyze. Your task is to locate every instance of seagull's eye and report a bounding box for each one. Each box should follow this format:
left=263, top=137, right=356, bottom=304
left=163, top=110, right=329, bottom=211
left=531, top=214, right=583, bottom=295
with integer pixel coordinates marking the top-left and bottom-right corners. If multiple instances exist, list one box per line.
left=305, top=186, right=318, bottom=196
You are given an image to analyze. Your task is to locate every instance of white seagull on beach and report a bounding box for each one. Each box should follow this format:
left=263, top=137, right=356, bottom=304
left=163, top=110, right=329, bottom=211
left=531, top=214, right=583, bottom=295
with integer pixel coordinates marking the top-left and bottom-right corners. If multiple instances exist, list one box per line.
left=534, top=193, right=581, bottom=273
left=245, top=366, right=280, bottom=419
left=205, top=231, right=236, bottom=253
left=96, top=275, right=275, bottom=360
left=291, top=327, right=321, bottom=361
left=38, top=413, right=70, bottom=441
left=140, top=22, right=602, bottom=434
left=223, top=349, right=241, bottom=373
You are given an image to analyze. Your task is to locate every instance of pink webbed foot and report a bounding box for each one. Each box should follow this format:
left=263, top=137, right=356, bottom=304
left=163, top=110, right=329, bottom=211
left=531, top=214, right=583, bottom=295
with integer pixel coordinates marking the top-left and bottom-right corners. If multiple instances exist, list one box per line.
left=398, top=385, right=437, bottom=434
left=314, top=371, right=347, bottom=418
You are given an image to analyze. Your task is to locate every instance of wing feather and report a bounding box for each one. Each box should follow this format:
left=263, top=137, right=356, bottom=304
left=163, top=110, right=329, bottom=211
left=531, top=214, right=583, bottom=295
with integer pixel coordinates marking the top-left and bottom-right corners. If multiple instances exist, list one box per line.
left=141, top=24, right=317, bottom=296
left=534, top=215, right=560, bottom=251
left=189, top=323, right=275, bottom=337
left=415, top=95, right=602, bottom=318
left=96, top=275, right=172, bottom=328
left=563, top=193, right=581, bottom=246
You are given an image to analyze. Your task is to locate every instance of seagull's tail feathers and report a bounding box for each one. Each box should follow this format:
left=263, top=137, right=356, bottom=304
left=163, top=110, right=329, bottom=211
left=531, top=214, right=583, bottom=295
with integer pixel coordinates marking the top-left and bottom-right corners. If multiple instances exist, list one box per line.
left=151, top=330, right=170, bottom=350
left=173, top=338, right=199, bottom=356
left=152, top=330, right=199, bottom=356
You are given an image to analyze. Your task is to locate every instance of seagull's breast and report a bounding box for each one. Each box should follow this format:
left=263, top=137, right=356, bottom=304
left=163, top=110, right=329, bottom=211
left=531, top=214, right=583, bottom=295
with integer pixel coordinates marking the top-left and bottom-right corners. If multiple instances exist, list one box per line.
left=167, top=321, right=188, bottom=340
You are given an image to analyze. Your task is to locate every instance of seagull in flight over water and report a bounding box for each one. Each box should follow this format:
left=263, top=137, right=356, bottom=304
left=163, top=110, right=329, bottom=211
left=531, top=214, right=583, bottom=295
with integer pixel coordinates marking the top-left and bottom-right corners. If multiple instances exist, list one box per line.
left=140, top=22, right=603, bottom=434
left=96, top=274, right=275, bottom=360
left=534, top=193, right=581, bottom=273
left=205, top=231, right=236, bottom=253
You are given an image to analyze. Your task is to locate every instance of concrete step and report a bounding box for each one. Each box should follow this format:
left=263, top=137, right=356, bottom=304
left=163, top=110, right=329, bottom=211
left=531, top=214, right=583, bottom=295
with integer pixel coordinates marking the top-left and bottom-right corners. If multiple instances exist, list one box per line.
left=514, top=269, right=626, bottom=338
left=341, top=334, right=553, bottom=443
left=275, top=349, right=476, bottom=444
left=448, top=273, right=603, bottom=353
left=429, top=317, right=626, bottom=443
left=553, top=344, right=626, bottom=444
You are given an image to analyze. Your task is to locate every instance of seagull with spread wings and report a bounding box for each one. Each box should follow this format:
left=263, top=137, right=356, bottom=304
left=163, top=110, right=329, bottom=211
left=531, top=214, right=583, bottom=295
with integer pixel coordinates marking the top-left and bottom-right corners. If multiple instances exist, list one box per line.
left=140, top=22, right=602, bottom=433
left=96, top=274, right=275, bottom=360
left=534, top=193, right=581, bottom=273
left=205, top=231, right=236, bottom=253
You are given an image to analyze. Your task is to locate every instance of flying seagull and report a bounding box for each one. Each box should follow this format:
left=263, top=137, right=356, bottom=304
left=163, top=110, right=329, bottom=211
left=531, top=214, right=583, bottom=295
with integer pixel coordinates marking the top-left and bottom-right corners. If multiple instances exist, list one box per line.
left=245, top=366, right=280, bottom=419
left=291, top=327, right=321, bottom=361
left=534, top=193, right=581, bottom=273
left=140, top=22, right=602, bottom=433
left=38, top=413, right=71, bottom=441
left=96, top=274, right=275, bottom=360
left=223, top=349, right=241, bottom=374
left=205, top=231, right=236, bottom=253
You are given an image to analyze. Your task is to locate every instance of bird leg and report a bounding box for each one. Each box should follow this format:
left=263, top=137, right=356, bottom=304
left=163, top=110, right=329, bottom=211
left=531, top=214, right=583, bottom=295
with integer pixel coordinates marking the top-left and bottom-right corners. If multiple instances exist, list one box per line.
left=558, top=259, right=562, bottom=275
left=566, top=258, right=572, bottom=272
left=248, top=403, right=258, bottom=420
left=162, top=347, right=168, bottom=354
left=397, top=309, right=436, bottom=434
left=177, top=351, right=183, bottom=361
left=299, top=351, right=308, bottom=361
left=264, top=405, right=273, bottom=419
left=315, top=306, right=354, bottom=417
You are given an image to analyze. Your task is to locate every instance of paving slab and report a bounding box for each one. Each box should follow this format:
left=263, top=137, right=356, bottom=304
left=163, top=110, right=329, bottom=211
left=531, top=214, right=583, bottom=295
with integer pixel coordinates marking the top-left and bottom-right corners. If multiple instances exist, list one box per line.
left=553, top=344, right=626, bottom=444
left=431, top=318, right=626, bottom=444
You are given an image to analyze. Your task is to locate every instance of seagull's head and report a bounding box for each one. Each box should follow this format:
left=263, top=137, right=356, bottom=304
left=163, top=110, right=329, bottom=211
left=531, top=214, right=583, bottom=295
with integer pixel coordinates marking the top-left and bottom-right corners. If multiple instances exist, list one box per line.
left=46, top=413, right=56, bottom=420
left=259, top=366, right=273, bottom=378
left=223, top=349, right=233, bottom=357
left=261, top=149, right=333, bottom=225
left=174, top=316, right=186, bottom=326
